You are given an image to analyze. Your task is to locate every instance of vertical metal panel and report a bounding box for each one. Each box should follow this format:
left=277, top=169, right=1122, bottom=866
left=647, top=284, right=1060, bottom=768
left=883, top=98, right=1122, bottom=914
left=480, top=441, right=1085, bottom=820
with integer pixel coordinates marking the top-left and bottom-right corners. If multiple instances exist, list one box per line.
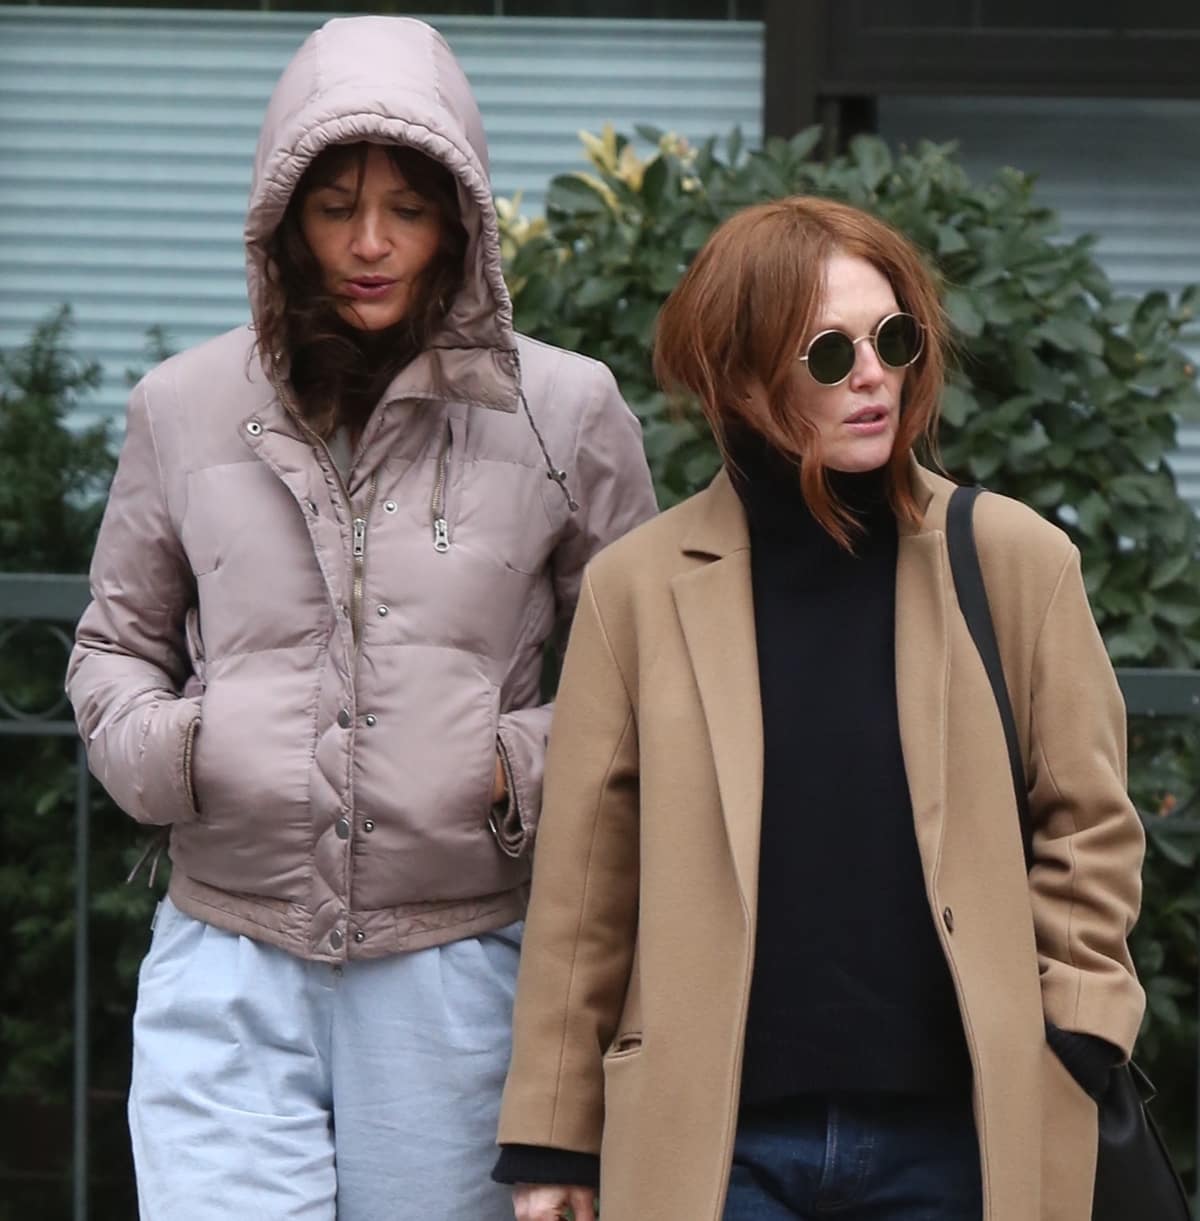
left=879, top=96, right=1200, bottom=512
left=0, top=6, right=763, bottom=426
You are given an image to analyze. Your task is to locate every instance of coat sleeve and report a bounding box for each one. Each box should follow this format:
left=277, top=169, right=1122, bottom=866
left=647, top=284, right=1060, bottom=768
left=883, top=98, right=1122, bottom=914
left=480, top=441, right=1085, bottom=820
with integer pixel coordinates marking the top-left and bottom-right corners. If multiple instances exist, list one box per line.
left=1026, top=546, right=1146, bottom=1057
left=492, top=362, right=656, bottom=856
left=66, top=378, right=201, bottom=826
left=497, top=568, right=640, bottom=1156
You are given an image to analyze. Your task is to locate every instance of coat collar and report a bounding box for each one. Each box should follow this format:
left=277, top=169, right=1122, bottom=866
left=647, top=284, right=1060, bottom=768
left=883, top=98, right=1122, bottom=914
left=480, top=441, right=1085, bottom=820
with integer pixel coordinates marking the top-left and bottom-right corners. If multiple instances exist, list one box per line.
left=672, top=459, right=955, bottom=909
left=680, top=458, right=944, bottom=559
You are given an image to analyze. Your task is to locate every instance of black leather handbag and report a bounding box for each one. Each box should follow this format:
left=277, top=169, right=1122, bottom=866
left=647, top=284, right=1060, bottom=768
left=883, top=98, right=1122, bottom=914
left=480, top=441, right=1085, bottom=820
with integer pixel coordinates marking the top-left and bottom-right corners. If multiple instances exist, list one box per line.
left=946, top=484, right=1191, bottom=1221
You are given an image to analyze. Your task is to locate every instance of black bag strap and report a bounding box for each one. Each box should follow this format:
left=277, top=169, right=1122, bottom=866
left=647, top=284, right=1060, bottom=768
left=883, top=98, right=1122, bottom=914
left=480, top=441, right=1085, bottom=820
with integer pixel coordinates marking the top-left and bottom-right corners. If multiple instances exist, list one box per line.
left=945, top=485, right=1034, bottom=871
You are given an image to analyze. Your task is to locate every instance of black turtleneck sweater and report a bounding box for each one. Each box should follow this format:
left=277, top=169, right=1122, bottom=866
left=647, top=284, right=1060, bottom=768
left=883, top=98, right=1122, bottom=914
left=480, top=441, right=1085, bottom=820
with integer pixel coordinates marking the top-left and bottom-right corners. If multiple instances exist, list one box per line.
left=731, top=434, right=971, bottom=1103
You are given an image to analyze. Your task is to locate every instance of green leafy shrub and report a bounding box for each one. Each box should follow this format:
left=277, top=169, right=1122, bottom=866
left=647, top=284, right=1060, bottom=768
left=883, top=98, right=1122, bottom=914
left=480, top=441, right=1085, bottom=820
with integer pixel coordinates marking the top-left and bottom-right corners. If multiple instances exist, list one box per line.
left=0, top=308, right=148, bottom=1217
left=501, top=125, right=1200, bottom=1175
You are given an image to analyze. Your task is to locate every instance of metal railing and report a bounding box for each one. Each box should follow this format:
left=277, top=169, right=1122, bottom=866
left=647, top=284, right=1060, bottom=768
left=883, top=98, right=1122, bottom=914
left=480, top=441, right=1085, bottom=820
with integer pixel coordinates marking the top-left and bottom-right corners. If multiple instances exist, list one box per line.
left=1, top=574, right=92, bottom=1221
left=3, top=571, right=1200, bottom=1218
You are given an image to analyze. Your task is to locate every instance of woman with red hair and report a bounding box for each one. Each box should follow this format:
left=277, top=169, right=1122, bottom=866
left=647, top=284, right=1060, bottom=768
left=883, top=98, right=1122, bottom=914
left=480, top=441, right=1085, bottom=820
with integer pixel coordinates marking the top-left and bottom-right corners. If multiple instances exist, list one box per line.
left=493, top=196, right=1145, bottom=1221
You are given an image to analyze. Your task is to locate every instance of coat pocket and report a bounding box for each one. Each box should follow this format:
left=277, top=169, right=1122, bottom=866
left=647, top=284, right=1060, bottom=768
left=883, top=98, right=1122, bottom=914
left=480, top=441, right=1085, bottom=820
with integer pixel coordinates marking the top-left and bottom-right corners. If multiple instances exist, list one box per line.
left=1039, top=1039, right=1100, bottom=1221
left=604, top=944, right=643, bottom=1061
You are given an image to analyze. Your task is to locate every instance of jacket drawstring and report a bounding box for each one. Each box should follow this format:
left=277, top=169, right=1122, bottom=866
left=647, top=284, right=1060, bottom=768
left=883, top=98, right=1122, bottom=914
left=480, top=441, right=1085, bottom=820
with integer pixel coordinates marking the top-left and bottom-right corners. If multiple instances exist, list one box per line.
left=519, top=388, right=579, bottom=513
left=126, top=826, right=170, bottom=888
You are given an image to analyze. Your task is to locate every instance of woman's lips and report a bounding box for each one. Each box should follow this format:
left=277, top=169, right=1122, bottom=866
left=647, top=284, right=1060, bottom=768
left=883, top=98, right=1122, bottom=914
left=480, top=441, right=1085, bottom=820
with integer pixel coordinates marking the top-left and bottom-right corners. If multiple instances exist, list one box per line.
left=844, top=406, right=890, bottom=435
left=343, top=277, right=397, bottom=301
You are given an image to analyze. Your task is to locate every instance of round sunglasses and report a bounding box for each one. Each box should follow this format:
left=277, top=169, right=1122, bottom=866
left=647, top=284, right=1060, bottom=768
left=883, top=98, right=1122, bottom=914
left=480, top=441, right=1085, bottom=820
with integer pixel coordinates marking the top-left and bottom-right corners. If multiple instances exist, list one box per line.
left=797, top=312, right=925, bottom=386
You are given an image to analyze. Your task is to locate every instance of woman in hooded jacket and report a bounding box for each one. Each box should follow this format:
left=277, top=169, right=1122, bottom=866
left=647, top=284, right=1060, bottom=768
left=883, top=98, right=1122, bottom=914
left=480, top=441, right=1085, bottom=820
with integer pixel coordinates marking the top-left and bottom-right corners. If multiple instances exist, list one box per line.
left=66, top=16, right=656, bottom=1220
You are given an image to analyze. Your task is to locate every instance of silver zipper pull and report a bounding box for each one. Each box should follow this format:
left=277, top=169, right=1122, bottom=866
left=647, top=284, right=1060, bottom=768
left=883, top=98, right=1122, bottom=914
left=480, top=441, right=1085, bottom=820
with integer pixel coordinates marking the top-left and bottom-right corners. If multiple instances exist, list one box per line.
left=352, top=518, right=366, bottom=558
left=433, top=517, right=450, bottom=553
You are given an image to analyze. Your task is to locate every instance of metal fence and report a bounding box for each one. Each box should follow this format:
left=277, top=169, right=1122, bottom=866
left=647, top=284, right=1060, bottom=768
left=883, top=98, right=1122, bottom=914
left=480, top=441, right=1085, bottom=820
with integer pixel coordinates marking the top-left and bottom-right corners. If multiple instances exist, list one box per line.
left=3, top=570, right=1199, bottom=1218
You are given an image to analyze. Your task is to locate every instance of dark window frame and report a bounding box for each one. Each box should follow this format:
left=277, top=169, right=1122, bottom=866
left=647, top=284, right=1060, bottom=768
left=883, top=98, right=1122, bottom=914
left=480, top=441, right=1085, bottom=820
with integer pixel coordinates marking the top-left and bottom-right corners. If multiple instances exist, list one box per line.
left=766, top=0, right=1200, bottom=142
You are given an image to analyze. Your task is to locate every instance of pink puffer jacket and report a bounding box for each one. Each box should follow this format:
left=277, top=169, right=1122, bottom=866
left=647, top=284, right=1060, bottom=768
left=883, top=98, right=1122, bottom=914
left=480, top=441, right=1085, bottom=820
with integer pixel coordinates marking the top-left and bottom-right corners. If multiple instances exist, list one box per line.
left=67, top=16, right=657, bottom=962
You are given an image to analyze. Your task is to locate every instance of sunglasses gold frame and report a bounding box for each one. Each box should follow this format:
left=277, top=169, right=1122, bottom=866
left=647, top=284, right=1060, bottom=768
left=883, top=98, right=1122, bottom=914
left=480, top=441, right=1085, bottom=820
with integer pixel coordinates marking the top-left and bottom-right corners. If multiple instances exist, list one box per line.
left=797, top=312, right=926, bottom=387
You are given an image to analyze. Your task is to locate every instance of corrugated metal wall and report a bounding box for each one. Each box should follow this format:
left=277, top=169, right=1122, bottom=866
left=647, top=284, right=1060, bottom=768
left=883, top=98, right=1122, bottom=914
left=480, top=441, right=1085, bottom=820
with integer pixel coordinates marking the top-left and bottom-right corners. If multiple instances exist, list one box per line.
left=0, top=6, right=763, bottom=425
left=880, top=96, right=1200, bottom=512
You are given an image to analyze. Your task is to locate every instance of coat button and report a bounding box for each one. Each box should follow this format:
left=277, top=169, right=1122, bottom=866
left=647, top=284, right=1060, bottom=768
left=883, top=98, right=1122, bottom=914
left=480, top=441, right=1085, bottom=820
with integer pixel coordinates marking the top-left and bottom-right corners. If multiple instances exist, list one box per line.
left=329, top=929, right=344, bottom=950
left=943, top=906, right=955, bottom=933
left=364, top=714, right=377, bottom=727
left=337, top=708, right=352, bottom=729
left=363, top=819, right=376, bottom=833
left=305, top=499, right=318, bottom=514
left=354, top=930, right=365, bottom=944
left=335, top=817, right=350, bottom=840
left=376, top=605, right=389, bottom=617
left=383, top=500, right=398, bottom=514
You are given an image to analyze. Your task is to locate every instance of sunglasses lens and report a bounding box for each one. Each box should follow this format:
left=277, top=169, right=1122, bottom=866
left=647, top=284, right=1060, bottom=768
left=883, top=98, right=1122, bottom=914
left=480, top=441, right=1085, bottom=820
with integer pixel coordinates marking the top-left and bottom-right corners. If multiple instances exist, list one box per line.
left=876, top=313, right=923, bottom=368
left=805, top=331, right=855, bottom=385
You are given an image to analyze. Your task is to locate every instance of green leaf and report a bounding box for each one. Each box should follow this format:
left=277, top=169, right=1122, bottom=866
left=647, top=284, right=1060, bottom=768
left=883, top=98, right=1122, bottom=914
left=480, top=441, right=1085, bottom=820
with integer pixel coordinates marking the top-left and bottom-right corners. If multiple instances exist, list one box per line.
left=939, top=383, right=976, bottom=427
left=545, top=174, right=611, bottom=219
left=1155, top=600, right=1200, bottom=628
left=944, top=289, right=984, bottom=338
left=641, top=155, right=669, bottom=208
left=1148, top=832, right=1197, bottom=869
left=727, top=126, right=743, bottom=165
left=1037, top=316, right=1105, bottom=357
left=967, top=448, right=1003, bottom=481
left=1146, top=551, right=1186, bottom=592
left=572, top=277, right=627, bottom=308
left=788, top=126, right=823, bottom=161
left=936, top=224, right=969, bottom=255
left=1076, top=492, right=1109, bottom=537
left=680, top=217, right=715, bottom=252
left=848, top=134, right=893, bottom=189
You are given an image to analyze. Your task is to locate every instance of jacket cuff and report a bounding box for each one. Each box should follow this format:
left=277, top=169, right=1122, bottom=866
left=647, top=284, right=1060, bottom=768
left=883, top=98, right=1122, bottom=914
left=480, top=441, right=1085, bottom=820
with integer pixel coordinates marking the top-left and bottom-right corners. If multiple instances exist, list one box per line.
left=492, top=1144, right=600, bottom=1189
left=137, top=696, right=202, bottom=824
left=1045, top=1021, right=1122, bottom=1102
left=490, top=731, right=526, bottom=858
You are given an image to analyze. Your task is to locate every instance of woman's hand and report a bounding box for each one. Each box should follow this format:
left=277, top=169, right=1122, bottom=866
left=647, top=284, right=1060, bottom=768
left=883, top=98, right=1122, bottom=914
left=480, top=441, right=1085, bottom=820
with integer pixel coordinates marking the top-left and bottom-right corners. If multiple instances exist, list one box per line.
left=512, top=1184, right=597, bottom=1221
left=492, top=750, right=508, bottom=805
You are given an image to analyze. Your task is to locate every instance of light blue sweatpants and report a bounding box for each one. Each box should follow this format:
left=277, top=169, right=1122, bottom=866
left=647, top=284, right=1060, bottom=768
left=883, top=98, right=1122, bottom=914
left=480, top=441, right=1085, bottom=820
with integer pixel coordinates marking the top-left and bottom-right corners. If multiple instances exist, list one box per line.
left=129, top=897, right=521, bottom=1221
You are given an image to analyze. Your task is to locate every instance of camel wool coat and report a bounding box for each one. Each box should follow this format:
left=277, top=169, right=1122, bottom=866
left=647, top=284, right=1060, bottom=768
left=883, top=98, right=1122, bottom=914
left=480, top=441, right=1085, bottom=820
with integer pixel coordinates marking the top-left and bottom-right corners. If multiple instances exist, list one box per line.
left=497, top=463, right=1146, bottom=1221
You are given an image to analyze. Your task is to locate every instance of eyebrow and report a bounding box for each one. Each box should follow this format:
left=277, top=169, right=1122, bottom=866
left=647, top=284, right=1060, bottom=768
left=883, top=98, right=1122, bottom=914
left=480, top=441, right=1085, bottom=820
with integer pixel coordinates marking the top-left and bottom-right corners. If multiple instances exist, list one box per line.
left=810, top=310, right=896, bottom=334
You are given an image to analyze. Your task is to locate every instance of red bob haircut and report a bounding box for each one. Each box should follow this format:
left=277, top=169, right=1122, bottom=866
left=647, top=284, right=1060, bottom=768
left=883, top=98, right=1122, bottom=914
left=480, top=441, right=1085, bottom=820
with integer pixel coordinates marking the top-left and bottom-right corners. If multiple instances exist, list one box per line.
left=653, top=195, right=948, bottom=547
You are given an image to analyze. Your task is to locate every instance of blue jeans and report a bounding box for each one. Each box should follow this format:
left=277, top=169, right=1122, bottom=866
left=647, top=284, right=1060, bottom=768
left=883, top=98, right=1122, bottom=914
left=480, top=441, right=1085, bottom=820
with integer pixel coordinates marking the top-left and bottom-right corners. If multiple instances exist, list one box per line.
left=723, top=1093, right=982, bottom=1220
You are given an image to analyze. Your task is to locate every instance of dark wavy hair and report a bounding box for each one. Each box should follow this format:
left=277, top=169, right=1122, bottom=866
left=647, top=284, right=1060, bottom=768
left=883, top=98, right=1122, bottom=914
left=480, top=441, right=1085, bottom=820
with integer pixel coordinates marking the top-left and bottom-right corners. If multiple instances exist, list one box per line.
left=257, top=142, right=468, bottom=440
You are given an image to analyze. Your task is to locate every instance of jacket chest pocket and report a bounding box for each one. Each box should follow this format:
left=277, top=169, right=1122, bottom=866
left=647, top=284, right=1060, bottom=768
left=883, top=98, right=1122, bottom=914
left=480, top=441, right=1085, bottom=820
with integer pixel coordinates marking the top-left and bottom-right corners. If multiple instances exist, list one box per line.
left=183, top=463, right=311, bottom=576
left=181, top=463, right=328, bottom=654
left=444, top=451, right=566, bottom=578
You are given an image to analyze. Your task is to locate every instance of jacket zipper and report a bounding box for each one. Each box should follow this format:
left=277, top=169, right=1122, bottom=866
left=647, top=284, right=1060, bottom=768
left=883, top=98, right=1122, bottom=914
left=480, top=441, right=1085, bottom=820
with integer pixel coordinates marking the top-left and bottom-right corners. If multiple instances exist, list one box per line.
left=266, top=373, right=378, bottom=643
left=350, top=475, right=379, bottom=646
left=430, top=422, right=453, bottom=553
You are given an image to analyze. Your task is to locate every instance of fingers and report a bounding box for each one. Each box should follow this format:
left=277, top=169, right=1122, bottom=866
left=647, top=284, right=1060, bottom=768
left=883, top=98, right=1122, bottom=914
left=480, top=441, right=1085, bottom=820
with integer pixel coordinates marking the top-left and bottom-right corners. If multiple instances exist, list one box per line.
left=511, top=1183, right=597, bottom=1221
left=568, top=1184, right=598, bottom=1221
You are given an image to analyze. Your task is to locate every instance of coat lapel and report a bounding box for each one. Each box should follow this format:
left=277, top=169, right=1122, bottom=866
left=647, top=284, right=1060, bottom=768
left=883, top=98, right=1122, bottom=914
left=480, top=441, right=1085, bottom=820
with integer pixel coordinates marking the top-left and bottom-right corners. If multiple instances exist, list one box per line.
left=669, top=465, right=954, bottom=907
left=671, top=473, right=764, bottom=912
left=895, top=481, right=953, bottom=881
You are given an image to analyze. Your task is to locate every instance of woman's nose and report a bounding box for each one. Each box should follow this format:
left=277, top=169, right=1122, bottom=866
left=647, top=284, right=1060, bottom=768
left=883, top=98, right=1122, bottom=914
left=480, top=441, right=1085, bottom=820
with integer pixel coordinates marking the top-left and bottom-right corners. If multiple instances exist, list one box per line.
left=350, top=211, right=390, bottom=261
left=849, top=339, right=887, bottom=390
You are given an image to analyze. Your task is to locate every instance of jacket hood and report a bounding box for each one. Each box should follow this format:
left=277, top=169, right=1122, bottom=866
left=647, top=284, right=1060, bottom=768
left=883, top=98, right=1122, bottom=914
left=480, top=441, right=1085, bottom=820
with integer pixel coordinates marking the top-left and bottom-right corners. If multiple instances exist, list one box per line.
left=244, top=16, right=519, bottom=411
